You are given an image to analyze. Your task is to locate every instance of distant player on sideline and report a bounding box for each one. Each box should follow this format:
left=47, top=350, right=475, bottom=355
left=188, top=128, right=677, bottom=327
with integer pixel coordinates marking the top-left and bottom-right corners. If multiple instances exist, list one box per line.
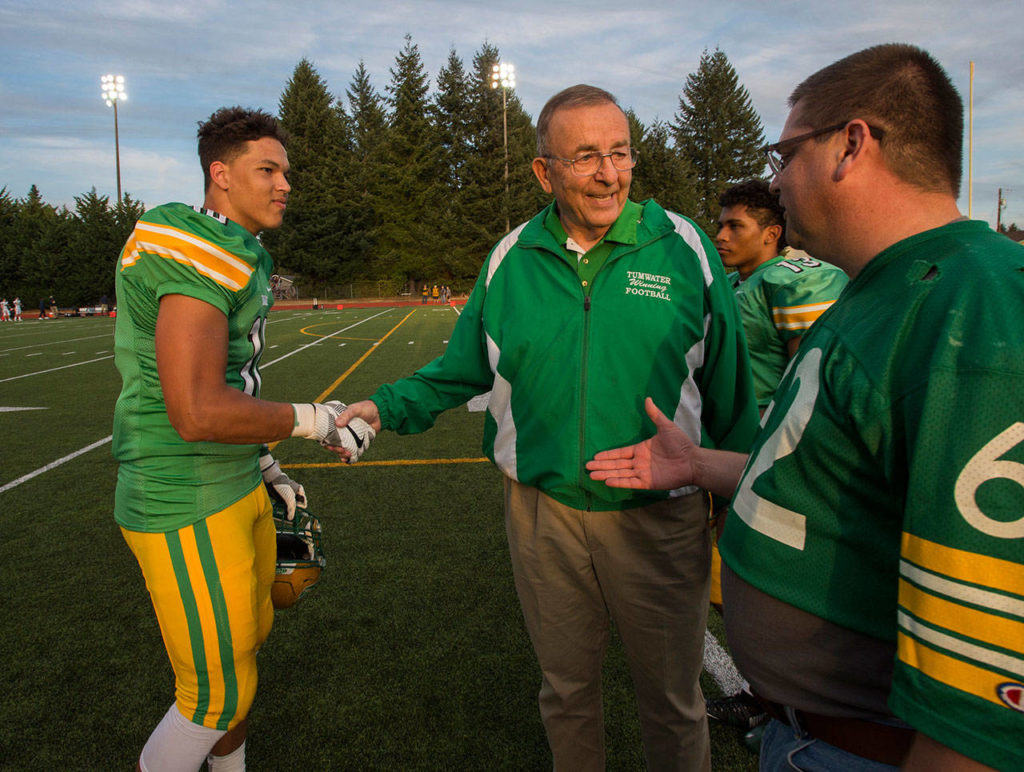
left=13, top=296, right=22, bottom=321
left=705, top=179, right=848, bottom=731
left=588, top=43, right=1024, bottom=770
left=112, top=106, right=370, bottom=772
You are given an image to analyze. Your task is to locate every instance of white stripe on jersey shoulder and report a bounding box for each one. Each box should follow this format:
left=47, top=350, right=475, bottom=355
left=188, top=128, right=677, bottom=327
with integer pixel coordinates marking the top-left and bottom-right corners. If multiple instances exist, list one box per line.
left=485, top=222, right=529, bottom=289
left=192, top=205, right=229, bottom=225
left=664, top=211, right=714, bottom=288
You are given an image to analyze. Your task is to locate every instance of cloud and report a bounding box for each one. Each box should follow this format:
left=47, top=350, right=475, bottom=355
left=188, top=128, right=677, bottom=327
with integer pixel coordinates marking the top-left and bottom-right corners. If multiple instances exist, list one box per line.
left=0, top=0, right=1020, bottom=226
left=0, top=134, right=196, bottom=208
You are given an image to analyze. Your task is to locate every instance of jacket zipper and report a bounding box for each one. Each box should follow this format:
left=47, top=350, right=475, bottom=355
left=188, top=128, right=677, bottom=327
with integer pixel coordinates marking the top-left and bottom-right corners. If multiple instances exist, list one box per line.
left=581, top=290, right=592, bottom=510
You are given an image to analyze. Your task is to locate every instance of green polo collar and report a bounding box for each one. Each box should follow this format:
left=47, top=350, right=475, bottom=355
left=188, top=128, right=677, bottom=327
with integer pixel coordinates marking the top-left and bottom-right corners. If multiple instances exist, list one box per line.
left=543, top=200, right=643, bottom=295
left=543, top=199, right=643, bottom=252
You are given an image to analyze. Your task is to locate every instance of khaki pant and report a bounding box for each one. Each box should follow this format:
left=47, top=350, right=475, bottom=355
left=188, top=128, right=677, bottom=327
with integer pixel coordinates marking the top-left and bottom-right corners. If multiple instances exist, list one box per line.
left=505, top=478, right=712, bottom=772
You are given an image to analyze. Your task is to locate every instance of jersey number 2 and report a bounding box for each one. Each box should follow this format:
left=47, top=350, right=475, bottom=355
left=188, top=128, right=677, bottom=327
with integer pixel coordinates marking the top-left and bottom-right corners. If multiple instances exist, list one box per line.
left=730, top=348, right=822, bottom=551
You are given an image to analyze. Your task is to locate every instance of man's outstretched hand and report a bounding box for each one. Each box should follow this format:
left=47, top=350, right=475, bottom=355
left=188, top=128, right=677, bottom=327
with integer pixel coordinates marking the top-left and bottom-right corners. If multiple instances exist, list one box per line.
left=586, top=398, right=697, bottom=490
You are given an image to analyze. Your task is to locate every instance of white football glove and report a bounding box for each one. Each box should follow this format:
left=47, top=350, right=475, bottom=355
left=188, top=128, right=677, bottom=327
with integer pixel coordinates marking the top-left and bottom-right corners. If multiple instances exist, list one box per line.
left=321, top=406, right=376, bottom=464
left=290, top=402, right=344, bottom=442
left=260, top=451, right=306, bottom=521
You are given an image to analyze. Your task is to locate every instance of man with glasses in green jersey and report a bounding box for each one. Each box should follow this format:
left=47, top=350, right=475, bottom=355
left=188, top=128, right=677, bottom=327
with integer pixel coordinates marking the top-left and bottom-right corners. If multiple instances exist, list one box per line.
left=588, top=44, right=1024, bottom=771
left=335, top=84, right=759, bottom=770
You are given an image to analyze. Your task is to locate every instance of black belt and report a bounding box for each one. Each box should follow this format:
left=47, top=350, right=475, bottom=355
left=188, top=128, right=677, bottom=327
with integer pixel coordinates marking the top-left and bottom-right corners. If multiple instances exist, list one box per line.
left=752, top=691, right=914, bottom=766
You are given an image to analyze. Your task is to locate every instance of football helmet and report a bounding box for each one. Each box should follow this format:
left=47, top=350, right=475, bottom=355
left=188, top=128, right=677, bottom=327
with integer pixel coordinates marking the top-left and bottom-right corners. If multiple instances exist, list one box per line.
left=271, top=501, right=326, bottom=609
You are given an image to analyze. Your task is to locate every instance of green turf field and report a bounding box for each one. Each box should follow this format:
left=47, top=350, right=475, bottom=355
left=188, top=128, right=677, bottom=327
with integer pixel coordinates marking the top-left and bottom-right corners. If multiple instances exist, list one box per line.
left=0, top=307, right=757, bottom=770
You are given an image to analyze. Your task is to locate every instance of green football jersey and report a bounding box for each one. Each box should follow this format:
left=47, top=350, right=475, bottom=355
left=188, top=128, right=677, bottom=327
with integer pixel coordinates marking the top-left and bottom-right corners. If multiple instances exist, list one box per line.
left=730, top=255, right=848, bottom=406
left=112, top=203, right=274, bottom=532
left=720, top=220, right=1024, bottom=770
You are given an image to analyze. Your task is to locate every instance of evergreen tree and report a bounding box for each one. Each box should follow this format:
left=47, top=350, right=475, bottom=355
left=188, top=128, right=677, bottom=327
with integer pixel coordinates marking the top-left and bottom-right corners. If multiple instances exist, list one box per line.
left=9, top=186, right=70, bottom=305
left=114, top=192, right=146, bottom=240
left=345, top=60, right=388, bottom=281
left=0, top=187, right=140, bottom=307
left=266, top=58, right=351, bottom=288
left=461, top=43, right=545, bottom=267
left=627, top=112, right=700, bottom=219
left=430, top=48, right=478, bottom=282
left=374, top=35, right=442, bottom=284
left=504, top=86, right=546, bottom=230
left=0, top=187, right=19, bottom=295
left=461, top=43, right=506, bottom=258
left=64, top=188, right=121, bottom=305
left=672, top=48, right=766, bottom=231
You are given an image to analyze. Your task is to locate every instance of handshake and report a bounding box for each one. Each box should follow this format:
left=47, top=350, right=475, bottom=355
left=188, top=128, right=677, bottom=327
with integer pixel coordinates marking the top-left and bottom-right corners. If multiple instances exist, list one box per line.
left=265, top=401, right=376, bottom=520
left=291, top=401, right=376, bottom=464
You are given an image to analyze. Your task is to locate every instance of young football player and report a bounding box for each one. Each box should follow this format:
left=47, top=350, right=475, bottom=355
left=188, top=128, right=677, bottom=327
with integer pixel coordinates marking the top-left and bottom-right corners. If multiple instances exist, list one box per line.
left=112, top=106, right=371, bottom=772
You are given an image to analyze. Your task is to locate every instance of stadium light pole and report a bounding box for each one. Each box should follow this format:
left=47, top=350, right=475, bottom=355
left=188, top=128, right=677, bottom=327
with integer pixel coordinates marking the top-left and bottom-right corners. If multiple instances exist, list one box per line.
left=491, top=61, right=515, bottom=233
left=101, top=74, right=127, bottom=204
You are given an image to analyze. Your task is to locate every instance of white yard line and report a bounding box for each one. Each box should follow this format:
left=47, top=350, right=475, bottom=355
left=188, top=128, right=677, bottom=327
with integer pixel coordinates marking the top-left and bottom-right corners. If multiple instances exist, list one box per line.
left=0, top=436, right=113, bottom=494
left=703, top=629, right=747, bottom=695
left=0, top=332, right=111, bottom=354
left=0, top=354, right=115, bottom=383
left=261, top=308, right=392, bottom=367
left=1, top=309, right=394, bottom=493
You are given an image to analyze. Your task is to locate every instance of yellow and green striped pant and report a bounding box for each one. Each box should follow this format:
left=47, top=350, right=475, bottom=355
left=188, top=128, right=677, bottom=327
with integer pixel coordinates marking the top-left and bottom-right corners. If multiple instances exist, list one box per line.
left=122, top=485, right=275, bottom=730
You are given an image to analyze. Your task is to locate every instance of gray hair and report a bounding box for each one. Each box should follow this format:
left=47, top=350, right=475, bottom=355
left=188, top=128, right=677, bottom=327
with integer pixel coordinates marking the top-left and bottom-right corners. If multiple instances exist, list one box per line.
left=536, top=84, right=623, bottom=156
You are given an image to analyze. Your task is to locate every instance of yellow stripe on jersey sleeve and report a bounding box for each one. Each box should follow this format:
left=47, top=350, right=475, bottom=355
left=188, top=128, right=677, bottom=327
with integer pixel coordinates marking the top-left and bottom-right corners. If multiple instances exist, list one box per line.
left=899, top=578, right=1024, bottom=653
left=120, top=221, right=253, bottom=291
left=902, top=533, right=1024, bottom=598
left=897, top=626, right=1020, bottom=708
left=771, top=301, right=836, bottom=331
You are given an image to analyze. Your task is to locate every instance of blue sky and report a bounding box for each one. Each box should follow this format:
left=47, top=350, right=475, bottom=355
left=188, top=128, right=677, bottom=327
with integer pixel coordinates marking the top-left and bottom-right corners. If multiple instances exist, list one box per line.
left=2, top=0, right=1022, bottom=228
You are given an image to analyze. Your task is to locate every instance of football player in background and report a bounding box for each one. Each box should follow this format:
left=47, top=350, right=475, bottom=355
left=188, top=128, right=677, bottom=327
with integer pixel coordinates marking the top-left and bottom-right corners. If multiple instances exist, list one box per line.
left=705, top=179, right=847, bottom=731
left=589, top=43, right=1023, bottom=770
left=112, top=106, right=370, bottom=772
left=715, top=180, right=848, bottom=415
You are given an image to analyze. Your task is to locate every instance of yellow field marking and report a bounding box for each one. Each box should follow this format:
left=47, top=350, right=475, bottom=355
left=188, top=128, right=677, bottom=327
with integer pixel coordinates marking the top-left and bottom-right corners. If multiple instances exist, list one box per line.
left=267, top=310, right=419, bottom=452
left=314, top=309, right=417, bottom=401
left=284, top=457, right=489, bottom=469
left=298, top=322, right=377, bottom=342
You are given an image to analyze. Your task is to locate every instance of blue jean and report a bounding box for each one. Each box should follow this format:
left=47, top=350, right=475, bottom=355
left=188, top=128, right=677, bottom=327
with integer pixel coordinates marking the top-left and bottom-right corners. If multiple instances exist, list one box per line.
left=758, top=717, right=899, bottom=772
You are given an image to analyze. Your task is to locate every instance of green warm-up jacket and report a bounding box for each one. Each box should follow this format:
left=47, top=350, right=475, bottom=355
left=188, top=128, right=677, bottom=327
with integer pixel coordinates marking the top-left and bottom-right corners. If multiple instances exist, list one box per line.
left=372, top=199, right=759, bottom=511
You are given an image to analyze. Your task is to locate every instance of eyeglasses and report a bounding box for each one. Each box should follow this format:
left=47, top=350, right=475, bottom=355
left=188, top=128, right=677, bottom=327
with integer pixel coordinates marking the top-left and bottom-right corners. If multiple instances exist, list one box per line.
left=762, top=122, right=885, bottom=176
left=544, top=147, right=639, bottom=177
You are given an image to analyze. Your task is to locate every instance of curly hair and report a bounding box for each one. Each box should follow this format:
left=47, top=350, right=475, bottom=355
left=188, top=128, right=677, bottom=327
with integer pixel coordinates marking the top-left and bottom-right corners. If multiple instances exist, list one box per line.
left=718, top=179, right=787, bottom=250
left=197, top=107, right=288, bottom=191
